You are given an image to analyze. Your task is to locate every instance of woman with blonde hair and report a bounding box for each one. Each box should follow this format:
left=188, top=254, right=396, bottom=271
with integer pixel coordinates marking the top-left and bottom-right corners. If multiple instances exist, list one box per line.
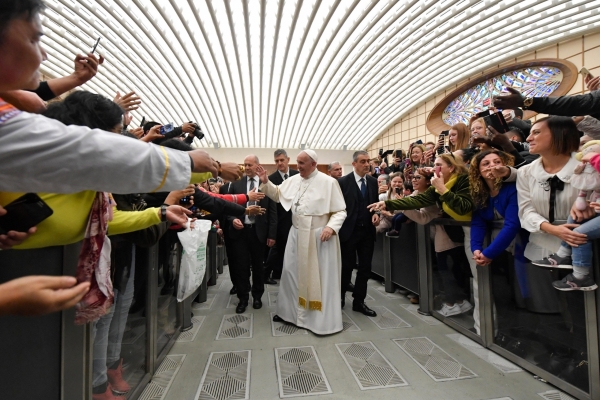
left=403, top=143, right=430, bottom=181
left=449, top=123, right=471, bottom=152
left=369, top=153, right=482, bottom=331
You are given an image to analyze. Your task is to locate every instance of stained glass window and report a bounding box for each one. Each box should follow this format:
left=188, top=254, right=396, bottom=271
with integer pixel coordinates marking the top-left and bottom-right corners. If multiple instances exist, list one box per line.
left=442, top=67, right=563, bottom=126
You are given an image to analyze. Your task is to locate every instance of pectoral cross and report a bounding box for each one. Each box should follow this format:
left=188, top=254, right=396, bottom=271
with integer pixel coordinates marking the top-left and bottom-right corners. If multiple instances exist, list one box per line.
left=294, top=200, right=300, bottom=212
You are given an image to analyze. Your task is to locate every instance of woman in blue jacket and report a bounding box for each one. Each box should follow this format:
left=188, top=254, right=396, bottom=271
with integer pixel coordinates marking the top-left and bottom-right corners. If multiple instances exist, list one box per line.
left=469, top=150, right=521, bottom=265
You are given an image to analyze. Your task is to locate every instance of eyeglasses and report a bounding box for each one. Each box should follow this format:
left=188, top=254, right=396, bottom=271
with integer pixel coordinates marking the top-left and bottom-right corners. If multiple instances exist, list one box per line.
left=412, top=175, right=423, bottom=180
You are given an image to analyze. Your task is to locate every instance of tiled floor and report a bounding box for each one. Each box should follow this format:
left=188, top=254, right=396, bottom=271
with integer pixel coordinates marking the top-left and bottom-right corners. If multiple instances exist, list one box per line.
left=153, top=266, right=571, bottom=400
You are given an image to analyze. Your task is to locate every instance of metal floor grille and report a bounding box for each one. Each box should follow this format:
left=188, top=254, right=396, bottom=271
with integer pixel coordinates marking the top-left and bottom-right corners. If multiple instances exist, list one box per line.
left=393, top=337, right=477, bottom=382
left=176, top=316, right=206, bottom=343
left=275, top=346, right=332, bottom=398
left=138, top=355, right=185, bottom=400
left=270, top=312, right=308, bottom=337
left=193, top=293, right=217, bottom=310
left=195, top=350, right=251, bottom=400
left=538, top=390, right=576, bottom=400
left=341, top=311, right=361, bottom=332
left=367, top=307, right=411, bottom=329
left=268, top=292, right=278, bottom=307
left=335, top=341, right=407, bottom=390
left=446, top=334, right=522, bottom=373
left=401, top=304, right=442, bottom=326
left=216, top=314, right=253, bottom=340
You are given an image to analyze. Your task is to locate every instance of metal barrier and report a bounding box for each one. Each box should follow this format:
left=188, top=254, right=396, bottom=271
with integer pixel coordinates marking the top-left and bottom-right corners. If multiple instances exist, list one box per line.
left=406, top=218, right=600, bottom=400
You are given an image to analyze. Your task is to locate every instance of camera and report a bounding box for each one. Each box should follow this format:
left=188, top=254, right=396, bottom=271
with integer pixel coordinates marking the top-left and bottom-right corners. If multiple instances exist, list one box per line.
left=180, top=196, right=190, bottom=205
left=189, top=121, right=205, bottom=140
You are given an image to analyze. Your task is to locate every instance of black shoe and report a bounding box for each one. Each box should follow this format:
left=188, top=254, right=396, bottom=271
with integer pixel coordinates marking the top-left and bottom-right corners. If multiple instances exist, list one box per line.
left=265, top=278, right=277, bottom=285
left=253, top=298, right=262, bottom=309
left=236, top=300, right=248, bottom=314
left=273, top=314, right=284, bottom=322
left=347, top=282, right=355, bottom=292
left=352, top=302, right=377, bottom=317
left=230, top=286, right=237, bottom=295
left=341, top=297, right=345, bottom=309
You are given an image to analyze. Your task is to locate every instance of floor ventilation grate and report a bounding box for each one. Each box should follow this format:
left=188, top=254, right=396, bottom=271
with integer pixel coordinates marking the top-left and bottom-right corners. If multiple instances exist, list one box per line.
left=538, top=390, right=576, bottom=400
left=336, top=341, right=408, bottom=390
left=270, top=312, right=308, bottom=336
left=367, top=306, right=411, bottom=329
left=138, top=354, right=185, bottom=400
left=195, top=350, right=251, bottom=400
left=275, top=346, right=332, bottom=398
left=341, top=311, right=361, bottom=332
left=176, top=316, right=206, bottom=342
left=446, top=333, right=522, bottom=373
left=216, top=314, right=253, bottom=340
left=393, top=337, right=477, bottom=382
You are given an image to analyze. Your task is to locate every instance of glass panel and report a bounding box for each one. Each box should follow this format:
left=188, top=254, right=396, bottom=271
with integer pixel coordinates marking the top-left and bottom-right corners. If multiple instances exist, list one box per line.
left=430, top=227, right=478, bottom=335
left=491, top=233, right=590, bottom=393
left=157, top=231, right=180, bottom=355
left=92, top=241, right=146, bottom=397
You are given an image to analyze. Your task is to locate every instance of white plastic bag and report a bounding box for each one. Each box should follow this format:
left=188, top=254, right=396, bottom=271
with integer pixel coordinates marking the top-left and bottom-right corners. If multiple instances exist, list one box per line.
left=176, top=219, right=211, bottom=302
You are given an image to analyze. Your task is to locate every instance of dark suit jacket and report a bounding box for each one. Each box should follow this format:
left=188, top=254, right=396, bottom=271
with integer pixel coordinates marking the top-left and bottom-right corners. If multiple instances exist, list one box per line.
left=338, top=172, right=378, bottom=243
left=269, top=169, right=299, bottom=238
left=226, top=176, right=277, bottom=244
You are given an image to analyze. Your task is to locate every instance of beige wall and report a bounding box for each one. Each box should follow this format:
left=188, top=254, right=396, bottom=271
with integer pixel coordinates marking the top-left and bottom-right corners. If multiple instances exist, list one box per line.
left=367, top=30, right=600, bottom=159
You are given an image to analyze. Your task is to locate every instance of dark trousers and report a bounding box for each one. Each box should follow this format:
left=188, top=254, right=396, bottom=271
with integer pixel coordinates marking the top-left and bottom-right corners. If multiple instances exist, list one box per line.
left=264, top=230, right=290, bottom=279
left=341, top=226, right=375, bottom=304
left=229, top=225, right=266, bottom=301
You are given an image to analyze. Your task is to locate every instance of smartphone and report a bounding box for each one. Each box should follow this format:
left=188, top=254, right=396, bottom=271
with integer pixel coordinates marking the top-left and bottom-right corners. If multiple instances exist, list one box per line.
left=483, top=111, right=509, bottom=134
left=395, top=187, right=402, bottom=195
left=139, top=116, right=146, bottom=127
left=580, top=67, right=594, bottom=79
left=437, top=132, right=448, bottom=155
left=91, top=37, right=101, bottom=54
left=394, top=149, right=402, bottom=159
left=160, top=122, right=174, bottom=135
left=374, top=167, right=380, bottom=174
left=476, top=110, right=492, bottom=118
left=0, top=193, right=53, bottom=234
left=435, top=166, right=441, bottom=175
left=378, top=148, right=384, bottom=156
left=180, top=196, right=190, bottom=205
left=415, top=139, right=423, bottom=145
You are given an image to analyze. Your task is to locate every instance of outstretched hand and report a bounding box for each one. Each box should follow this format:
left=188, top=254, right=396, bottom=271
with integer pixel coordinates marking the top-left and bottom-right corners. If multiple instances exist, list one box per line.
left=493, top=87, right=524, bottom=110
left=255, top=165, right=269, bottom=184
left=367, top=201, right=387, bottom=212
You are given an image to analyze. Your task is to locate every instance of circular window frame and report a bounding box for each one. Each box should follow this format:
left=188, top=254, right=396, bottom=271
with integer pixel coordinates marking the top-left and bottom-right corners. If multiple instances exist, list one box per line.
left=426, top=58, right=578, bottom=134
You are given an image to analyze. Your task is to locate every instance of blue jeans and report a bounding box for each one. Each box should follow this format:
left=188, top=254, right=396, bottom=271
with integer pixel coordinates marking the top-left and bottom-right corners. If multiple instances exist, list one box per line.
left=561, top=215, right=600, bottom=269
left=92, top=258, right=136, bottom=387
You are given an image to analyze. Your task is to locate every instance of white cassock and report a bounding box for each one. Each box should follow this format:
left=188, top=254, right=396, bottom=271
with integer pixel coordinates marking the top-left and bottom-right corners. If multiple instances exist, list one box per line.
left=260, top=169, right=347, bottom=335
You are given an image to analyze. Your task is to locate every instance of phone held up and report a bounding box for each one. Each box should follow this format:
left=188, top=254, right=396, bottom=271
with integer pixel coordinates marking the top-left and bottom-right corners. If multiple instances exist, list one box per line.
left=580, top=67, right=594, bottom=79
left=0, top=193, right=53, bottom=235
left=139, top=116, right=146, bottom=128
left=91, top=37, right=101, bottom=54
left=160, top=122, right=175, bottom=135
left=437, top=130, right=449, bottom=155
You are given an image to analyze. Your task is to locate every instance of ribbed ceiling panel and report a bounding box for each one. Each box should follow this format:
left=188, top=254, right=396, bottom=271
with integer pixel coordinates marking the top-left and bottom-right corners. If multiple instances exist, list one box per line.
left=40, top=0, right=600, bottom=149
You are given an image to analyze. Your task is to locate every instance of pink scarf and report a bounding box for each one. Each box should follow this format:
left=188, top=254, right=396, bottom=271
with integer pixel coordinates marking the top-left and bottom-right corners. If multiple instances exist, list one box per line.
left=75, top=193, right=114, bottom=324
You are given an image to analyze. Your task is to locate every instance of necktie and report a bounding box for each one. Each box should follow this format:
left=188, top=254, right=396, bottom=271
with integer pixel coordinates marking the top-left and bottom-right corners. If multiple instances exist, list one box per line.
left=360, top=178, right=367, bottom=198
left=547, top=175, right=564, bottom=223
left=284, top=173, right=288, bottom=180
left=248, top=178, right=256, bottom=223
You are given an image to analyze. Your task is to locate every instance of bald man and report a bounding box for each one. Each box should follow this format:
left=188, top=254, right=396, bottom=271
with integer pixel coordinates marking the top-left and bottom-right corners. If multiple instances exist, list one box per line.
left=225, top=155, right=277, bottom=314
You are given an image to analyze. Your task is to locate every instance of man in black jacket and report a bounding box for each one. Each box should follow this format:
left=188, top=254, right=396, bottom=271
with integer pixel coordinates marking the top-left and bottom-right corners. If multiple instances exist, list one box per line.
left=494, top=74, right=600, bottom=120
left=337, top=151, right=380, bottom=317
left=263, top=149, right=299, bottom=284
left=226, top=155, right=277, bottom=313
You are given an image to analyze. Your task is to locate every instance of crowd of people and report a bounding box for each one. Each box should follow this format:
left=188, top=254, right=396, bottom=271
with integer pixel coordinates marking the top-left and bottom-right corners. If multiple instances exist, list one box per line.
left=2, top=1, right=600, bottom=399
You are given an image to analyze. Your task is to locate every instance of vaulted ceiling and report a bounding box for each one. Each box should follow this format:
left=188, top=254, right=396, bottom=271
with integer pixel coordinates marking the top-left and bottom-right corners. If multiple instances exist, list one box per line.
left=40, top=0, right=600, bottom=149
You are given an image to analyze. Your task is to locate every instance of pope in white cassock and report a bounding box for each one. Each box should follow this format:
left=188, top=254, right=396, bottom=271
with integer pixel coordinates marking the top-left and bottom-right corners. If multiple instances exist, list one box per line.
left=256, top=150, right=347, bottom=335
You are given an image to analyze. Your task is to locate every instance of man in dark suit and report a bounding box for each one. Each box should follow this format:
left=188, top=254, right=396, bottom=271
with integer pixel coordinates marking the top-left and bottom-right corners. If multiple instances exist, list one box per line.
left=338, top=150, right=380, bottom=317
left=219, top=180, right=238, bottom=295
left=226, top=155, right=277, bottom=313
left=263, top=149, right=299, bottom=284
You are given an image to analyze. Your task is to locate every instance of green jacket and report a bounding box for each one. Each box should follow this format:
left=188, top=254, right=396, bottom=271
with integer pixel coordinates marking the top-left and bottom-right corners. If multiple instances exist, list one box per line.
left=384, top=174, right=473, bottom=217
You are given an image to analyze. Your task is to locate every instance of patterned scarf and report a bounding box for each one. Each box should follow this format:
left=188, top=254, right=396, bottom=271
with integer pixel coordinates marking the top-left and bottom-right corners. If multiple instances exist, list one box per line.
left=75, top=192, right=114, bottom=324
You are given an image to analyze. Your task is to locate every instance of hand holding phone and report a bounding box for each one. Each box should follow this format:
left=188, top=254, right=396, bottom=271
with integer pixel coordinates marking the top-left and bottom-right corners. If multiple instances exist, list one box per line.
left=160, top=122, right=174, bottom=135
left=91, top=37, right=101, bottom=54
left=0, top=194, right=52, bottom=248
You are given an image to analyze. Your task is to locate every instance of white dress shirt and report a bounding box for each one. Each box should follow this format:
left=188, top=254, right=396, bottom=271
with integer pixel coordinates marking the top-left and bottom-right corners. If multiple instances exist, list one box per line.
left=245, top=176, right=259, bottom=224
left=278, top=169, right=290, bottom=181
left=353, top=171, right=368, bottom=191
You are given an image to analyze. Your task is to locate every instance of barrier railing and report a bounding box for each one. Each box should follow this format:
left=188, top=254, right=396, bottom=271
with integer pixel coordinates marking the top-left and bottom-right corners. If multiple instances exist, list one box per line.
left=380, top=217, right=599, bottom=400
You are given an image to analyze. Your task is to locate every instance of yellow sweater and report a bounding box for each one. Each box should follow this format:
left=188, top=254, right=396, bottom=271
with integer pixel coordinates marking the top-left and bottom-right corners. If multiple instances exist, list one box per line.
left=0, top=172, right=212, bottom=249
